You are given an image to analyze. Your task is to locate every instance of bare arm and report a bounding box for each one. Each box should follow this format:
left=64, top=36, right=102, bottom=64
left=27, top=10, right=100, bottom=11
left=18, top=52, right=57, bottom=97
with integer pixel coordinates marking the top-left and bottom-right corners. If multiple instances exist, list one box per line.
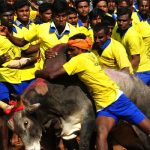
left=121, top=67, right=130, bottom=74
left=7, top=32, right=29, bottom=47
left=35, top=66, right=67, bottom=79
left=48, top=67, right=67, bottom=79
left=8, top=57, right=38, bottom=69
left=21, top=43, right=40, bottom=55
left=130, top=54, right=140, bottom=72
left=0, top=25, right=29, bottom=47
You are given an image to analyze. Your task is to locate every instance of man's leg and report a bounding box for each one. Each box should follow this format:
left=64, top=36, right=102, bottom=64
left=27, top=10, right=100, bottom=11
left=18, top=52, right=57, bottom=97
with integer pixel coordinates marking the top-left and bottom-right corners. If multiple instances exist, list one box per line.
left=137, top=118, right=150, bottom=135
left=96, top=116, right=116, bottom=150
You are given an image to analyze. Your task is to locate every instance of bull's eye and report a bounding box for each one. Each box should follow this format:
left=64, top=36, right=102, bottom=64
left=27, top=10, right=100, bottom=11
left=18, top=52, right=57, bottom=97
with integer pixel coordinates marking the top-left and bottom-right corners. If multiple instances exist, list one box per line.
left=24, top=121, right=28, bottom=127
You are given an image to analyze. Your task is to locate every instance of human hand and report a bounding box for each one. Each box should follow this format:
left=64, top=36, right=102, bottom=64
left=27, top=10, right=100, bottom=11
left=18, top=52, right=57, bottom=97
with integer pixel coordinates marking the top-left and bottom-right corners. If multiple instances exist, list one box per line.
left=0, top=26, right=9, bottom=36
left=0, top=53, right=11, bottom=65
left=45, top=49, right=58, bottom=59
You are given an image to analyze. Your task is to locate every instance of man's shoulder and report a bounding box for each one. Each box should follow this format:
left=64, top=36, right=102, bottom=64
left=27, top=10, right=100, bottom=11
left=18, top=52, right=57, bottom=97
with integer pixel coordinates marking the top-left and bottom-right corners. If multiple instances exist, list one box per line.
left=68, top=23, right=80, bottom=35
left=125, top=26, right=139, bottom=38
left=38, top=22, right=51, bottom=30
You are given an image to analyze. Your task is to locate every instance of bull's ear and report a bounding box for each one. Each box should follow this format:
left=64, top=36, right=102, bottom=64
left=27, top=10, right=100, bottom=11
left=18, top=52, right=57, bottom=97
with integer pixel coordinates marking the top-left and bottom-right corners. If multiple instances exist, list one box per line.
left=7, top=118, right=15, bottom=131
left=25, top=103, right=41, bottom=113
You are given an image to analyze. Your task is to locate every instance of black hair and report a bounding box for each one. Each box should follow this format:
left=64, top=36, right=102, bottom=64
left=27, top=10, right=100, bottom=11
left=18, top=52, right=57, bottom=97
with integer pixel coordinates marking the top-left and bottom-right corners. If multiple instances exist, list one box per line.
left=0, top=2, right=14, bottom=15
left=14, top=0, right=30, bottom=10
left=52, top=0, right=68, bottom=14
left=67, top=6, right=78, bottom=15
left=117, top=0, right=130, bottom=6
left=103, top=15, right=116, bottom=27
left=93, top=23, right=110, bottom=35
left=93, top=0, right=108, bottom=8
left=75, top=0, right=90, bottom=8
left=69, top=33, right=87, bottom=40
left=117, top=6, right=132, bottom=18
left=107, top=0, right=116, bottom=2
left=39, top=2, right=52, bottom=14
left=89, top=7, right=105, bottom=21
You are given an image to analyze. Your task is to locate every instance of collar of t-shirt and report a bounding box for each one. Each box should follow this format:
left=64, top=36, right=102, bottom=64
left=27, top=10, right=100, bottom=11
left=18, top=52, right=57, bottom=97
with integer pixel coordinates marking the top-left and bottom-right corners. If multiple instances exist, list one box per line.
left=116, top=24, right=132, bottom=38
left=14, top=19, right=32, bottom=29
left=100, top=38, right=111, bottom=50
left=77, top=19, right=91, bottom=30
left=49, top=22, right=70, bottom=39
left=137, top=12, right=143, bottom=22
left=147, top=18, right=150, bottom=24
left=137, top=12, right=150, bottom=23
left=96, top=38, right=111, bottom=56
left=77, top=20, right=83, bottom=27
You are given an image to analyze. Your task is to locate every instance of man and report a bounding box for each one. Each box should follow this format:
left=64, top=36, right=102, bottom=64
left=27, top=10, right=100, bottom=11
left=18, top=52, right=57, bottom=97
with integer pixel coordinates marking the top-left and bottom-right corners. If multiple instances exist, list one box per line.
left=93, top=23, right=133, bottom=73
left=67, top=6, right=93, bottom=41
left=0, top=3, right=22, bottom=103
left=107, top=0, right=117, bottom=15
left=112, top=7, right=150, bottom=85
left=134, top=0, right=150, bottom=55
left=75, top=0, right=91, bottom=28
left=117, top=0, right=140, bottom=26
left=94, top=0, right=109, bottom=13
left=13, top=0, right=40, bottom=91
left=1, top=0, right=79, bottom=70
left=45, top=33, right=150, bottom=150
left=34, top=2, right=52, bottom=24
left=89, top=7, right=104, bottom=28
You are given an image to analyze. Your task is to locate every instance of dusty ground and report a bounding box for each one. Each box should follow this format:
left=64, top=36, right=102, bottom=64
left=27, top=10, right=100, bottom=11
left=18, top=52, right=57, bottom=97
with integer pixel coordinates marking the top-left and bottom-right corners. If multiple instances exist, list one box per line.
left=8, top=143, right=127, bottom=150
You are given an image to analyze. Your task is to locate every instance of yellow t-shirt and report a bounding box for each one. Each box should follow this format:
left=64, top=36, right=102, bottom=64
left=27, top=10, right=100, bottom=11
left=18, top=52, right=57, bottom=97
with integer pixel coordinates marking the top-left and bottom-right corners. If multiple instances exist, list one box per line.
left=112, top=26, right=150, bottom=72
left=135, top=20, right=150, bottom=58
left=37, top=22, right=79, bottom=69
left=63, top=52, right=119, bottom=111
left=92, top=38, right=133, bottom=73
left=13, top=22, right=40, bottom=81
left=132, top=12, right=141, bottom=27
left=76, top=25, right=94, bottom=42
left=0, top=35, right=21, bottom=83
left=30, top=7, right=38, bottom=21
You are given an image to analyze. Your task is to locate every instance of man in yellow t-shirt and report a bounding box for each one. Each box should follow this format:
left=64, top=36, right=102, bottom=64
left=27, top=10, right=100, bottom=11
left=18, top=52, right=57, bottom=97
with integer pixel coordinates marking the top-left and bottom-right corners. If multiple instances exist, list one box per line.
left=93, top=23, right=133, bottom=73
left=13, top=0, right=40, bottom=91
left=0, top=3, right=22, bottom=103
left=134, top=0, right=150, bottom=57
left=67, top=6, right=93, bottom=41
left=46, top=33, right=150, bottom=150
left=112, top=7, right=150, bottom=85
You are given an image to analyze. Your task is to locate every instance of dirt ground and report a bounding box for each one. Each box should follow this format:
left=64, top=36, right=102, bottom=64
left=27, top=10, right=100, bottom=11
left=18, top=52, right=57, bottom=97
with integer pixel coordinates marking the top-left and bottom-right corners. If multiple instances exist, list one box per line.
left=8, top=143, right=127, bottom=150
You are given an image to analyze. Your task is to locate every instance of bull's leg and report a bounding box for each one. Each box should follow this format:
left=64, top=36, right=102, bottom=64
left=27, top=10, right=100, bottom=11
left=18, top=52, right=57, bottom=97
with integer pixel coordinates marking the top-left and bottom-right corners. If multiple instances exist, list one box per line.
left=79, top=103, right=95, bottom=150
left=132, top=125, right=150, bottom=150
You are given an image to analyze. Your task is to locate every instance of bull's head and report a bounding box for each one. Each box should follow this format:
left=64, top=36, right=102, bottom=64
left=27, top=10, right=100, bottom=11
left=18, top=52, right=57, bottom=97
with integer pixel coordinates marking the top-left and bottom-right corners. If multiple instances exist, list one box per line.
left=7, top=100, right=42, bottom=150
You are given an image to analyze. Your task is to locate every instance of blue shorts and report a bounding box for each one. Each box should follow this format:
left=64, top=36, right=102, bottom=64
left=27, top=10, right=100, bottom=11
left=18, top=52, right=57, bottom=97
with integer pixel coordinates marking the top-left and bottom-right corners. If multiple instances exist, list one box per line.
left=20, top=79, right=35, bottom=94
left=0, top=79, right=35, bottom=103
left=135, top=71, right=150, bottom=86
left=0, top=82, right=23, bottom=102
left=96, top=94, right=146, bottom=124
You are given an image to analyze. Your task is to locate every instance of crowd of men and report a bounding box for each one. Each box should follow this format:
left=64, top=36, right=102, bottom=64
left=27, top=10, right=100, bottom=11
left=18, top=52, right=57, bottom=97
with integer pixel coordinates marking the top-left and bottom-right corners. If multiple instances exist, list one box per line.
left=0, top=0, right=150, bottom=149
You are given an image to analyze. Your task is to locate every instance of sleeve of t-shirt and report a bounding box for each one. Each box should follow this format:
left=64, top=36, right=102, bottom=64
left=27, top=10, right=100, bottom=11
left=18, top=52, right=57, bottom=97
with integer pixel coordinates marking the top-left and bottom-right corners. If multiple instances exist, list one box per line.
left=126, top=32, right=141, bottom=55
left=113, top=41, right=131, bottom=69
left=63, top=55, right=85, bottom=75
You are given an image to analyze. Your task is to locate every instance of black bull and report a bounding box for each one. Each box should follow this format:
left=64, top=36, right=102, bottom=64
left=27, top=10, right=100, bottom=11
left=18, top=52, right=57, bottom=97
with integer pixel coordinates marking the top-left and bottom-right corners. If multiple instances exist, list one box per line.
left=5, top=44, right=150, bottom=150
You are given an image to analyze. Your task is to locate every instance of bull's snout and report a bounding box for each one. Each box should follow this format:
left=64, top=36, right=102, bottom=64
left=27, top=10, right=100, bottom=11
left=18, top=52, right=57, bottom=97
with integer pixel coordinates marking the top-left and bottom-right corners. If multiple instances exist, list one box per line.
left=25, top=141, right=40, bottom=150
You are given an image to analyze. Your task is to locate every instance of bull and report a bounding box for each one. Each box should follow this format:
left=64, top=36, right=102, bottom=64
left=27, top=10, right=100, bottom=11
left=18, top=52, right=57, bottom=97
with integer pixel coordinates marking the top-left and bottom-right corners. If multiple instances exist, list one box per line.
left=6, top=44, right=150, bottom=150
